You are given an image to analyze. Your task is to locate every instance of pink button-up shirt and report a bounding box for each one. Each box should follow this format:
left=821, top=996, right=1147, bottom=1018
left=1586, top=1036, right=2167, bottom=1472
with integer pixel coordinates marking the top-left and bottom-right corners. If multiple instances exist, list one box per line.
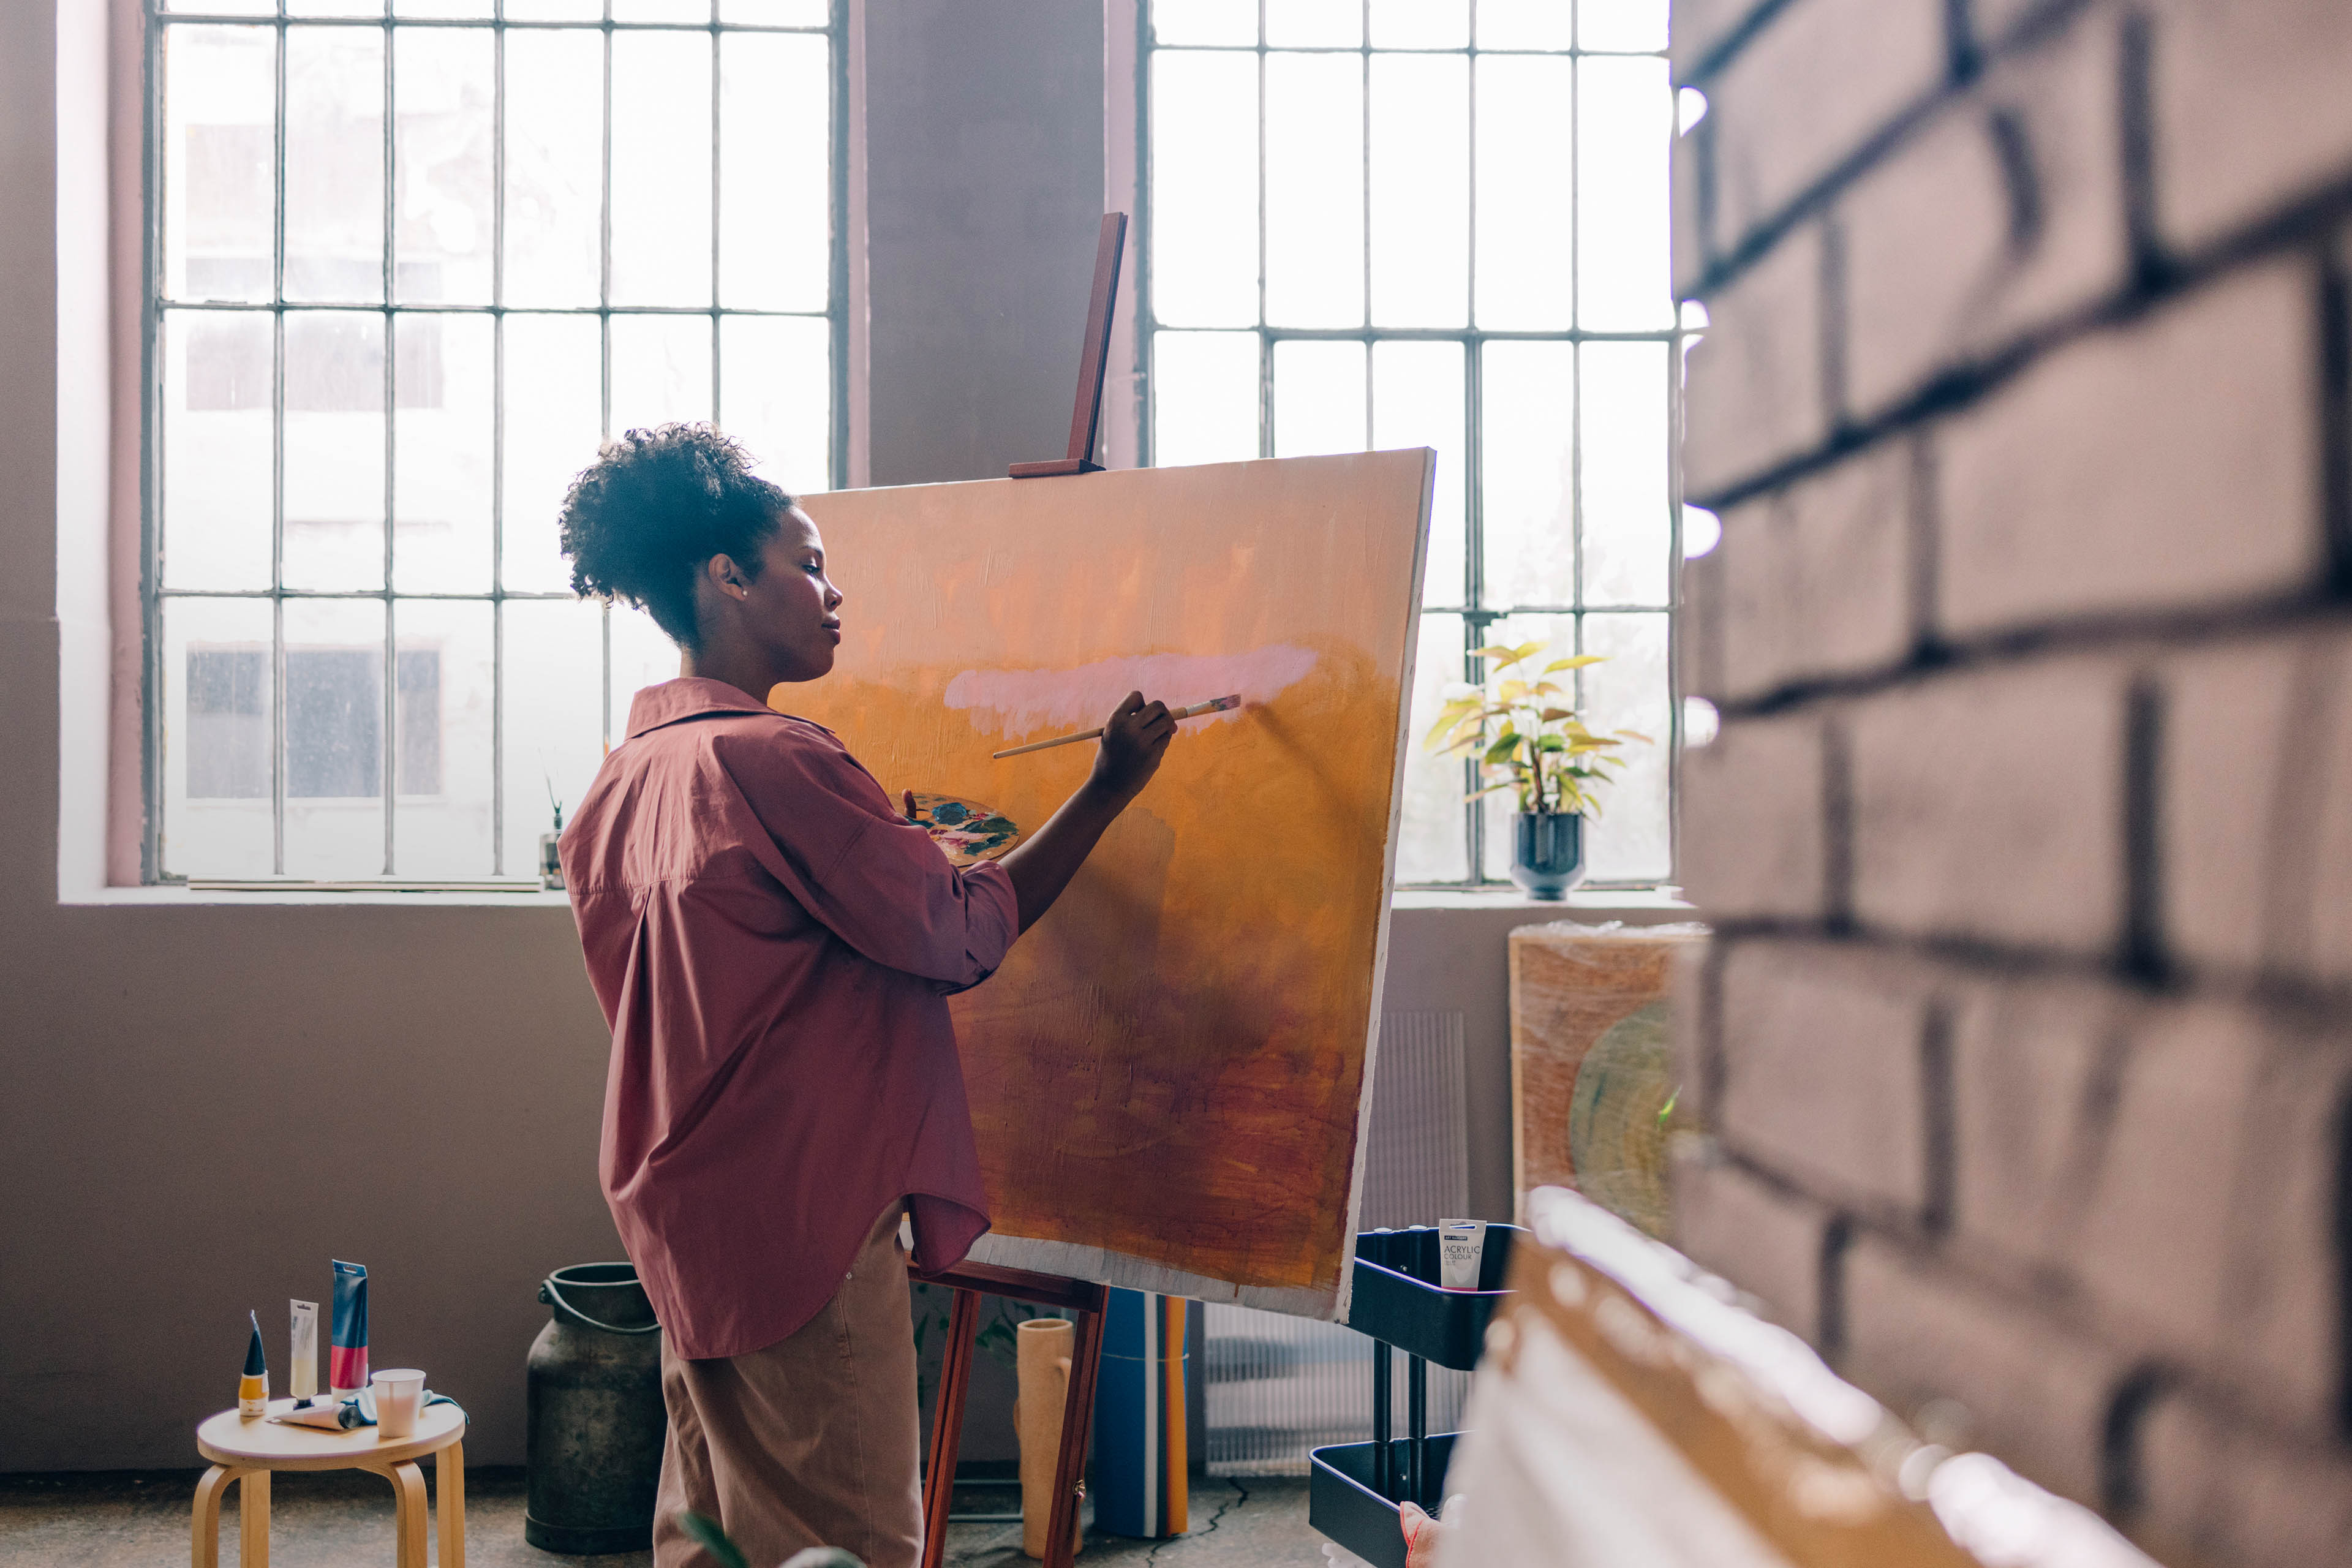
left=560, top=677, right=1016, bottom=1359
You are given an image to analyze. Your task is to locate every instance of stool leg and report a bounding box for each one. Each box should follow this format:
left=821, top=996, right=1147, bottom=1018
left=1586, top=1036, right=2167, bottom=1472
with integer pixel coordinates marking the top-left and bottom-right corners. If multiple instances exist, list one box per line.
left=437, top=1442, right=466, bottom=1568
left=192, top=1464, right=235, bottom=1568
left=238, top=1469, right=270, bottom=1568
left=386, top=1461, right=429, bottom=1568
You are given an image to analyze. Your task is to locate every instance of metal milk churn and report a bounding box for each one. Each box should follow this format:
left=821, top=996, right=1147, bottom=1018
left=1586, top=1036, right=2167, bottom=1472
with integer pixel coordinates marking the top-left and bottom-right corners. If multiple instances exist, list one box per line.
left=526, top=1262, right=666, bottom=1553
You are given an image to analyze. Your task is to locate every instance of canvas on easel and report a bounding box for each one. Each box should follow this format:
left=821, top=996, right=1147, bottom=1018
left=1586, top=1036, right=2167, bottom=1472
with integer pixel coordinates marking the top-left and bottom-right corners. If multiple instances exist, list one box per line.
left=790, top=448, right=1432, bottom=1319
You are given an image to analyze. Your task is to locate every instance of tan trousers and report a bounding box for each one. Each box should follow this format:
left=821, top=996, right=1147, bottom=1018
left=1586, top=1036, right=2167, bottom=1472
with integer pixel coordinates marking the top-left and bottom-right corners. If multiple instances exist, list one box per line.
left=652, top=1204, right=922, bottom=1568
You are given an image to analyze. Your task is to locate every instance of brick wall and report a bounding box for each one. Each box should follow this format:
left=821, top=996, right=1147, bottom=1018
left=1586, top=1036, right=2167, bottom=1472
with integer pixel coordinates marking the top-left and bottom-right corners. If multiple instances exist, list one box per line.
left=1668, top=2, right=2352, bottom=1564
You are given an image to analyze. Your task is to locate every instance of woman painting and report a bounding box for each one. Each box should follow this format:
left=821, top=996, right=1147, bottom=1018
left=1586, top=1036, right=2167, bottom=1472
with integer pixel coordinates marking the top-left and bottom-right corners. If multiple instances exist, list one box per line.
left=557, top=424, right=1174, bottom=1568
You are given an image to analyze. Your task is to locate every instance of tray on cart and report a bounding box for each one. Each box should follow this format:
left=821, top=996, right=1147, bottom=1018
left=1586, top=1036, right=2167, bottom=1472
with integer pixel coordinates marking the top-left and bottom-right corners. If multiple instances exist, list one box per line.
left=1308, top=1434, right=1461, bottom=1568
left=1343, top=1224, right=1523, bottom=1370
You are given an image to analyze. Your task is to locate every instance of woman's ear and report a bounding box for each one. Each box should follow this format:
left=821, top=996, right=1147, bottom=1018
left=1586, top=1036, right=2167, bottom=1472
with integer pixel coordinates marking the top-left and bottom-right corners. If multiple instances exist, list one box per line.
left=706, top=552, right=752, bottom=601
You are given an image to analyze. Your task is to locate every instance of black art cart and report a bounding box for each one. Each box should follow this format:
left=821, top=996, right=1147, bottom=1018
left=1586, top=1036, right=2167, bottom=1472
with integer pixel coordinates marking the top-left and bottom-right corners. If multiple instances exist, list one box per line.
left=1308, top=1226, right=1521, bottom=1567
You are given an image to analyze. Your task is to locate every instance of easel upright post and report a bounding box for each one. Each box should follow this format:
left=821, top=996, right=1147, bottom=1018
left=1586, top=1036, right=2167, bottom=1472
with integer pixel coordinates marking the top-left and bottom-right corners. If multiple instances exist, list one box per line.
left=1009, top=213, right=1128, bottom=479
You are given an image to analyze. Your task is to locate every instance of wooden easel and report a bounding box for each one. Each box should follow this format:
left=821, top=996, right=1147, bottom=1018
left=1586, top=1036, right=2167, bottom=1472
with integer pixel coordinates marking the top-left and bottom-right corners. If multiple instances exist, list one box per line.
left=914, top=212, right=1133, bottom=1568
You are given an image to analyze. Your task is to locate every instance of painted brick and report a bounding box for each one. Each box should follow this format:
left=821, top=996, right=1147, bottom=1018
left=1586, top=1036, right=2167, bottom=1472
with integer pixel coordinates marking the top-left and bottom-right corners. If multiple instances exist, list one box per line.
left=1669, top=0, right=1773, bottom=82
left=2071, top=1000, right=2351, bottom=1437
left=2138, top=1390, right=2352, bottom=1568
left=1669, top=938, right=1717, bottom=1125
left=1946, top=972, right=2147, bottom=1280
left=1839, top=4, right=2130, bottom=419
left=1849, top=655, right=2126, bottom=956
left=1937, top=257, right=2325, bottom=639
left=1670, top=1140, right=1833, bottom=1341
left=2158, top=628, right=2347, bottom=984
left=1679, top=712, right=1826, bottom=921
left=1841, top=1234, right=2120, bottom=1506
left=1678, top=543, right=1726, bottom=698
left=1709, top=439, right=1914, bottom=700
left=1683, top=221, right=1827, bottom=502
left=1716, top=939, right=1930, bottom=1217
left=1673, top=116, right=1712, bottom=297
left=2150, top=0, right=2352, bottom=254
left=1706, top=0, right=1948, bottom=244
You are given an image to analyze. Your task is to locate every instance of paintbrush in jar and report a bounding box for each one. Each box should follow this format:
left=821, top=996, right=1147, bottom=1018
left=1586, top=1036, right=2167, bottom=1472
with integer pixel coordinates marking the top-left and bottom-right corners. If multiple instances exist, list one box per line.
left=990, top=695, right=1242, bottom=760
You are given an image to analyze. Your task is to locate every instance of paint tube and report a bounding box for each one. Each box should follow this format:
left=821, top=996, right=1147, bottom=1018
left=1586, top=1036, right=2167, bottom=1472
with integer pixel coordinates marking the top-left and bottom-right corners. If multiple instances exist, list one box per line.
left=239, top=1310, right=269, bottom=1418
left=1437, top=1219, right=1487, bottom=1291
left=330, top=1261, right=370, bottom=1396
left=288, top=1300, right=319, bottom=1402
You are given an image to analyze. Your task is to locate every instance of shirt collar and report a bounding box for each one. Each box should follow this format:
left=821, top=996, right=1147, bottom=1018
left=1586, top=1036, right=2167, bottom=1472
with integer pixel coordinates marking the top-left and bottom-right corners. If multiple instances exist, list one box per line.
left=625, top=677, right=779, bottom=740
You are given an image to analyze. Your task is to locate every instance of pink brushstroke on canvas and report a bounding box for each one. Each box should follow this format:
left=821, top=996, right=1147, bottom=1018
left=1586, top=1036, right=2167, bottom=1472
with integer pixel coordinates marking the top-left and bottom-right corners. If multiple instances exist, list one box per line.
left=943, top=645, right=1319, bottom=739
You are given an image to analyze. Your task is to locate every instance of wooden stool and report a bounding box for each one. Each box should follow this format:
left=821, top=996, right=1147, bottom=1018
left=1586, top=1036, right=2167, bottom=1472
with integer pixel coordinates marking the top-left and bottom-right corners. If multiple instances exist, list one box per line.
left=192, top=1401, right=466, bottom=1568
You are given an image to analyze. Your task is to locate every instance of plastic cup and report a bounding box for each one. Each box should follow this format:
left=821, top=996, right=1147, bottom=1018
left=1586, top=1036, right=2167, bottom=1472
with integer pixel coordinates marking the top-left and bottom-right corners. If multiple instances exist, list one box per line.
left=372, top=1369, right=426, bottom=1438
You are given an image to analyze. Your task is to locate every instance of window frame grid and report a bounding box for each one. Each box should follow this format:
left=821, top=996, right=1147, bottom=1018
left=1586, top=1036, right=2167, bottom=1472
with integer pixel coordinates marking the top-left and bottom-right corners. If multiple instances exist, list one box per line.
left=141, top=0, right=850, bottom=885
left=1134, top=0, right=1686, bottom=889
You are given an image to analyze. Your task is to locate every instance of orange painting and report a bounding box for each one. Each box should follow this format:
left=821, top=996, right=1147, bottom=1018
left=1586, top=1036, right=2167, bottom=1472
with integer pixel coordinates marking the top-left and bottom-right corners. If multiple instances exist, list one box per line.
left=789, top=450, right=1433, bottom=1317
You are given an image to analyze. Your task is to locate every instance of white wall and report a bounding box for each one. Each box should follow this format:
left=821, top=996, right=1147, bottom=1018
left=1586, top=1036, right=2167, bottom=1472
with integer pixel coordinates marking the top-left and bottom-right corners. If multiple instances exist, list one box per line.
left=1, top=0, right=1686, bottom=1472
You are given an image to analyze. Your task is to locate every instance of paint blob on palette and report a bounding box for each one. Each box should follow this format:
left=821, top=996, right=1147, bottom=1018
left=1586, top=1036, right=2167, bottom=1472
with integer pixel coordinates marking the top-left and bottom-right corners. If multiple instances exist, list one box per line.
left=908, top=793, right=1023, bottom=867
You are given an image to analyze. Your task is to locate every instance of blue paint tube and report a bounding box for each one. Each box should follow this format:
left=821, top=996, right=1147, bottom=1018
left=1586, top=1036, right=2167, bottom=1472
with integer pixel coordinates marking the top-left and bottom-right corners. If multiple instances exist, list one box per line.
left=330, top=1261, right=369, bottom=1395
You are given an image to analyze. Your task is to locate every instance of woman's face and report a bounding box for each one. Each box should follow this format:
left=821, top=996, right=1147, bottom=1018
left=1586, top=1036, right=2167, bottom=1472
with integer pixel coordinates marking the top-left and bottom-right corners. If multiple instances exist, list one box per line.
left=744, top=505, right=843, bottom=684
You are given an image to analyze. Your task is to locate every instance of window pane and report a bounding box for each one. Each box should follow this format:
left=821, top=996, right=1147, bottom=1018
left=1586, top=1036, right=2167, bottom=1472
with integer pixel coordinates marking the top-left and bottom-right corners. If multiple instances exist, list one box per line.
left=282, top=597, right=388, bottom=879
left=394, top=312, right=495, bottom=593
left=396, top=0, right=496, bottom=17
left=611, top=30, right=715, bottom=308
left=1576, top=55, right=1672, bottom=330
left=1369, top=0, right=1466, bottom=49
left=1580, top=341, right=1670, bottom=606
left=1271, top=339, right=1366, bottom=457
left=1152, top=330, right=1259, bottom=467
left=287, top=0, right=384, bottom=22
left=166, top=0, right=273, bottom=14
left=503, top=28, right=604, bottom=307
left=720, top=32, right=831, bottom=311
left=503, top=598, right=609, bottom=875
left=1476, top=611, right=1574, bottom=880
left=1579, top=0, right=1670, bottom=53
left=394, top=28, right=496, bottom=306
left=283, top=311, right=388, bottom=592
left=392, top=600, right=495, bottom=877
left=1395, top=613, right=1468, bottom=884
left=285, top=27, right=386, bottom=304
left=613, top=0, right=709, bottom=21
left=162, top=308, right=274, bottom=592
left=611, top=312, right=715, bottom=434
left=611, top=603, right=682, bottom=743
left=504, top=0, right=601, bottom=20
left=1265, top=52, right=1363, bottom=329
left=720, top=0, right=830, bottom=23
left=719, top=314, right=833, bottom=492
left=1370, top=341, right=1464, bottom=608
left=1151, top=51, right=1260, bottom=328
left=1152, top=0, right=1256, bottom=47
left=1476, top=0, right=1572, bottom=50
left=1474, top=55, right=1573, bottom=331
left=502, top=312, right=603, bottom=593
left=164, top=25, right=275, bottom=304
left=1265, top=0, right=1359, bottom=48
left=1575, top=611, right=1670, bottom=880
left=1480, top=340, right=1575, bottom=608
left=162, top=597, right=276, bottom=880
left=1369, top=53, right=1467, bottom=329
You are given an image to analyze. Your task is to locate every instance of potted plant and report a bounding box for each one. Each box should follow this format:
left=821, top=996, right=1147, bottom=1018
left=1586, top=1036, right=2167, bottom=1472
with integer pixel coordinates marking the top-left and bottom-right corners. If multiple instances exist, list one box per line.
left=1422, top=642, right=1648, bottom=899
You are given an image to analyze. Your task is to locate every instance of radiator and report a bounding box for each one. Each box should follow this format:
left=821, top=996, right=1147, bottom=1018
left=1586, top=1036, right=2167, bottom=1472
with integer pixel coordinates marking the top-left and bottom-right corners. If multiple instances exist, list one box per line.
left=1202, top=1010, right=1475, bottom=1475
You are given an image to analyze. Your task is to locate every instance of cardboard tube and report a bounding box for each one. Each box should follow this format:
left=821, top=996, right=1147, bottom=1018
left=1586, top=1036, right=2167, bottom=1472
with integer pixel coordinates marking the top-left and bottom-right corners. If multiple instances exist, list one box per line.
left=1016, top=1318, right=1080, bottom=1561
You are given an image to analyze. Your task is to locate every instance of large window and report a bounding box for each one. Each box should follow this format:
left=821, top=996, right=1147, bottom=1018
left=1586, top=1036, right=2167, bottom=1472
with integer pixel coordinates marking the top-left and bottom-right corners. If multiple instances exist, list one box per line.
left=1142, top=0, right=1679, bottom=886
left=145, top=0, right=842, bottom=884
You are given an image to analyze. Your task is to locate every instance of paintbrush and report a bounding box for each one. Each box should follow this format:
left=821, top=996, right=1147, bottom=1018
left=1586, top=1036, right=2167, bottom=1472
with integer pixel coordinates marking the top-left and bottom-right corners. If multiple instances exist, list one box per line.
left=991, top=695, right=1243, bottom=759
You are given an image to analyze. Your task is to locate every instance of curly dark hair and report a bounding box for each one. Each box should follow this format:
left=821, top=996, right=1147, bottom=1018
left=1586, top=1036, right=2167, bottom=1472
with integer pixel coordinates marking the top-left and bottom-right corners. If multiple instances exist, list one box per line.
left=557, top=423, right=794, bottom=649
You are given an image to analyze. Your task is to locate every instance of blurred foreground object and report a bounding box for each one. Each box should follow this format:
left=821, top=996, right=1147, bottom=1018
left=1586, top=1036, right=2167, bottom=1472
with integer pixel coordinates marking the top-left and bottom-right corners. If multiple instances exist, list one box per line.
left=1435, top=1187, right=2160, bottom=1567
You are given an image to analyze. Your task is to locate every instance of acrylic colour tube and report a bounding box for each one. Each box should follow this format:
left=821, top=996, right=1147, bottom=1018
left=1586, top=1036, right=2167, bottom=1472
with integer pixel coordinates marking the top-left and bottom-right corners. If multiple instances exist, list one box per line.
left=330, top=1261, right=369, bottom=1395
left=288, top=1299, right=318, bottom=1401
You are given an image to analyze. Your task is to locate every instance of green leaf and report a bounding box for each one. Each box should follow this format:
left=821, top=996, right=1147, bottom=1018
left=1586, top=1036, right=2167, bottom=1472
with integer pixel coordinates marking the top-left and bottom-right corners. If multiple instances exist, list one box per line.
left=1483, top=732, right=1524, bottom=764
left=680, top=1515, right=750, bottom=1568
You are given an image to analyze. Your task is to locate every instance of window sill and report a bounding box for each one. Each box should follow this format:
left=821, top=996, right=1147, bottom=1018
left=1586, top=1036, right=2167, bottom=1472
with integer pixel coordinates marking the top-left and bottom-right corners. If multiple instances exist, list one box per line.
left=61, top=883, right=577, bottom=909
left=1392, top=886, right=1695, bottom=918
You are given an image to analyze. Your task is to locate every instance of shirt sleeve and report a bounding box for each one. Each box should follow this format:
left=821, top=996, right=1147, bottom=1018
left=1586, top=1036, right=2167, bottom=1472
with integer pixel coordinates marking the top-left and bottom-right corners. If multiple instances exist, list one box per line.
left=715, top=722, right=1020, bottom=990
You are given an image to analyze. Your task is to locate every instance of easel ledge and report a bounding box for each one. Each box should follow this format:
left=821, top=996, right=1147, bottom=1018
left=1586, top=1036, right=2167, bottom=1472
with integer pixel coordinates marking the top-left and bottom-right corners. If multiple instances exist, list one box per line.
left=910, top=1257, right=1109, bottom=1568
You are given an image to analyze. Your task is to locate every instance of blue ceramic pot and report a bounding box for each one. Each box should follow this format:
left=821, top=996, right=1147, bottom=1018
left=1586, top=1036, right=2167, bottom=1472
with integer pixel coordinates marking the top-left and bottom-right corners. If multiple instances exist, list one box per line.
left=1510, top=812, right=1586, bottom=900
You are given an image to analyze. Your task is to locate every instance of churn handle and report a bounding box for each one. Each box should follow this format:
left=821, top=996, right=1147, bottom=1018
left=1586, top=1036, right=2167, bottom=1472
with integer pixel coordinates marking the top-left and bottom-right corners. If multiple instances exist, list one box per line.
left=540, top=1278, right=663, bottom=1336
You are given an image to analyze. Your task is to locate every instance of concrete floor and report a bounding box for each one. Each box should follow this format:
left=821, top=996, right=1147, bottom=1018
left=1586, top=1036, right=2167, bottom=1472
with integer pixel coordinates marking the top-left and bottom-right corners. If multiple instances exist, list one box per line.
left=0, top=1469, right=1325, bottom=1567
